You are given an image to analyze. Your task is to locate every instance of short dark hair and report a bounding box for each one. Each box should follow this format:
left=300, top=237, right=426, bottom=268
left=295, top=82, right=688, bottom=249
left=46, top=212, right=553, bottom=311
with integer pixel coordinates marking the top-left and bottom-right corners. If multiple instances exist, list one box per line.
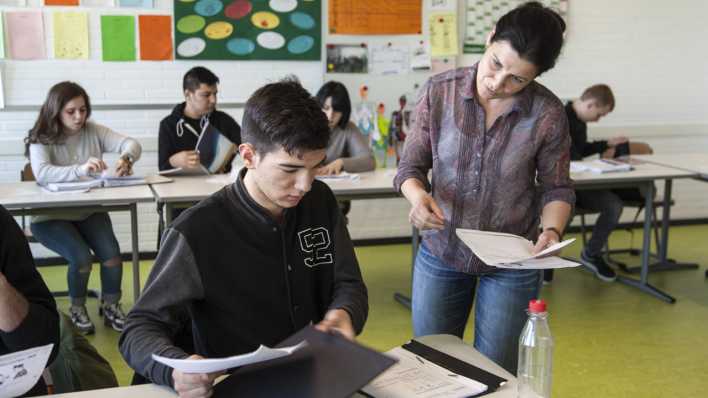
left=183, top=66, right=219, bottom=92
left=491, top=1, right=566, bottom=75
left=25, top=81, right=92, bottom=157
left=241, top=77, right=330, bottom=156
left=315, top=81, right=352, bottom=129
left=581, top=84, right=615, bottom=111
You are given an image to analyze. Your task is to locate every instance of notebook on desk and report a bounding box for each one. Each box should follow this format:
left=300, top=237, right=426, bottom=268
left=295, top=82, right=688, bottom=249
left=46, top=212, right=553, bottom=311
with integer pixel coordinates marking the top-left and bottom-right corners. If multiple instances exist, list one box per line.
left=212, top=326, right=396, bottom=398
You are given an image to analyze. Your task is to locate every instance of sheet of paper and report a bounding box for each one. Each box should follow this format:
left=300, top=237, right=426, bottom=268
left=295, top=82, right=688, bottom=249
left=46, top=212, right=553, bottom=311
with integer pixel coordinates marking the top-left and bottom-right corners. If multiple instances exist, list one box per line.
left=492, top=256, right=580, bottom=269
left=139, top=15, right=172, bottom=60
left=0, top=344, right=54, bottom=398
left=456, top=229, right=576, bottom=267
left=429, top=12, right=458, bottom=57
left=0, top=14, right=5, bottom=59
left=369, top=43, right=409, bottom=75
left=53, top=12, right=90, bottom=59
left=0, top=0, right=27, bottom=6
left=119, top=0, right=153, bottom=7
left=570, top=159, right=633, bottom=174
left=5, top=11, right=46, bottom=60
left=153, top=341, right=307, bottom=374
left=101, top=15, right=136, bottom=61
left=362, top=346, right=487, bottom=398
left=410, top=41, right=432, bottom=71
left=428, top=0, right=456, bottom=11
left=315, top=172, right=360, bottom=182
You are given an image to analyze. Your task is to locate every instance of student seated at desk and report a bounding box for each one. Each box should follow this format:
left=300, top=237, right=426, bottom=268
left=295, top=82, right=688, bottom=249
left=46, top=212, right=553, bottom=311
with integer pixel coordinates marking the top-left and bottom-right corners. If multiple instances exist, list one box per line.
left=24, top=81, right=142, bottom=334
left=158, top=66, right=241, bottom=174
left=566, top=84, right=652, bottom=282
left=0, top=205, right=60, bottom=397
left=315, top=81, right=375, bottom=176
left=120, top=78, right=368, bottom=398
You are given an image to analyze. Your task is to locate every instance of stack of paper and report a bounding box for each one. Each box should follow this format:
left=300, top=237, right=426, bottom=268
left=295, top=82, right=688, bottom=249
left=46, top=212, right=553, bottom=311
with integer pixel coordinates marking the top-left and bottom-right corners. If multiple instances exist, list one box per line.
left=43, top=175, right=146, bottom=192
left=315, top=172, right=360, bottom=182
left=456, top=229, right=579, bottom=269
left=570, top=159, right=633, bottom=173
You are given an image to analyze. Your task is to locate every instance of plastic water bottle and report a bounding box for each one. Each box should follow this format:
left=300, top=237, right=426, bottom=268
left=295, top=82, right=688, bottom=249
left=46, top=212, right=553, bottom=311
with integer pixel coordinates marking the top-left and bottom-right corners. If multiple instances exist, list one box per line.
left=517, top=299, right=554, bottom=398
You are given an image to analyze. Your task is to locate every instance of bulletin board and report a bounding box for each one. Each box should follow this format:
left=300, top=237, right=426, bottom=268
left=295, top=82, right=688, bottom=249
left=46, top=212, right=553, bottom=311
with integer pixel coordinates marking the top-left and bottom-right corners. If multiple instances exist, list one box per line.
left=463, top=0, right=568, bottom=53
left=174, top=0, right=321, bottom=60
left=328, top=0, right=421, bottom=35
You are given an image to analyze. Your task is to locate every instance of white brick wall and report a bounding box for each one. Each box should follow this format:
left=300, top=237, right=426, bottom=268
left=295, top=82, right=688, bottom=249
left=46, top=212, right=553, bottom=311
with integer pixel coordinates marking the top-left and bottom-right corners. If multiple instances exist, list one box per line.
left=1, top=1, right=708, bottom=259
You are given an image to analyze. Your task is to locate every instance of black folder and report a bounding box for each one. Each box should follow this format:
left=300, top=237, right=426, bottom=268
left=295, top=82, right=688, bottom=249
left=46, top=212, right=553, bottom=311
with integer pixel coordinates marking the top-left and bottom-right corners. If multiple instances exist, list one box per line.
left=213, top=326, right=397, bottom=398
left=401, top=340, right=508, bottom=396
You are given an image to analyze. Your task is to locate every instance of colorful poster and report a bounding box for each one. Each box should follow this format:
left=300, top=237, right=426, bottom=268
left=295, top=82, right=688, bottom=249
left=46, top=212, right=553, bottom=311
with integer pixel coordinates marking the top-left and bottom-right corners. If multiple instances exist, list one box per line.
left=429, top=12, right=458, bottom=57
left=5, top=11, right=46, bottom=60
left=173, top=0, right=321, bottom=60
left=463, top=0, right=568, bottom=53
left=101, top=15, right=136, bottom=61
left=45, top=0, right=79, bottom=5
left=328, top=0, right=421, bottom=35
left=139, top=15, right=173, bottom=60
left=119, top=0, right=153, bottom=8
left=53, top=12, right=89, bottom=59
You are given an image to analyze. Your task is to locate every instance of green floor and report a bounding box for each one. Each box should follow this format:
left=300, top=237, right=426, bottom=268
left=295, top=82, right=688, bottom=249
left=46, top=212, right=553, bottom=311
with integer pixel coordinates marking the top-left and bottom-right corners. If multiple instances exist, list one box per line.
left=38, top=225, right=708, bottom=397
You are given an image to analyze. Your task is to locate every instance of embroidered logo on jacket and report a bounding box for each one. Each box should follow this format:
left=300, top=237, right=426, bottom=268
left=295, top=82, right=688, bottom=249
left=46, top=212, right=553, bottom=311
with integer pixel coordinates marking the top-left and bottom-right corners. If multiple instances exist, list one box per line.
left=298, top=227, right=333, bottom=267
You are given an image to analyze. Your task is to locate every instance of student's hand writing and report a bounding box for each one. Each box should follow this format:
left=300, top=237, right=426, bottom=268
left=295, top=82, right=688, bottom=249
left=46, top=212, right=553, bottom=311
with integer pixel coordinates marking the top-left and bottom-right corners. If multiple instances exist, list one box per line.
left=607, top=136, right=628, bottom=147
left=408, top=192, right=445, bottom=231
left=170, top=150, right=201, bottom=169
left=79, top=157, right=107, bottom=176
left=316, top=159, right=344, bottom=176
left=531, top=229, right=561, bottom=256
left=315, top=308, right=355, bottom=341
left=172, top=355, right=224, bottom=398
left=115, top=158, right=133, bottom=177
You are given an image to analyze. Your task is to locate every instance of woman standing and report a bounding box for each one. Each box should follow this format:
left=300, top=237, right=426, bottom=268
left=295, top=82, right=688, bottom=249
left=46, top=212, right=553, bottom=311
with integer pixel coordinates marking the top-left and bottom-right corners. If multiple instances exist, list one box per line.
left=25, top=82, right=142, bottom=334
left=395, top=2, right=573, bottom=373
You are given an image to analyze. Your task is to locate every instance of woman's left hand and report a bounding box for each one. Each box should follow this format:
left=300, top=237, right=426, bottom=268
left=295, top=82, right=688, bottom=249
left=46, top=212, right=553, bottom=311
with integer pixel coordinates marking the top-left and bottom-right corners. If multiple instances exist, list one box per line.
left=532, top=229, right=560, bottom=256
left=115, top=158, right=133, bottom=177
left=316, top=159, right=344, bottom=176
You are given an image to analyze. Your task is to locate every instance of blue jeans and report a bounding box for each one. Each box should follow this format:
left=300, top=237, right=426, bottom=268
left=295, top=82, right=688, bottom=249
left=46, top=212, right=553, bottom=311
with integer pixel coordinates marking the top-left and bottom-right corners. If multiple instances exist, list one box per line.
left=412, top=244, right=540, bottom=374
left=31, top=212, right=122, bottom=306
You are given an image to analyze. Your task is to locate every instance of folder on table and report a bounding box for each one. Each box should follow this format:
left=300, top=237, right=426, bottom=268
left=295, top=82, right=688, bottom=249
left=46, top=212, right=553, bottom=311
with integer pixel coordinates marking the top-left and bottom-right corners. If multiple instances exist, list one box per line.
left=213, top=326, right=396, bottom=398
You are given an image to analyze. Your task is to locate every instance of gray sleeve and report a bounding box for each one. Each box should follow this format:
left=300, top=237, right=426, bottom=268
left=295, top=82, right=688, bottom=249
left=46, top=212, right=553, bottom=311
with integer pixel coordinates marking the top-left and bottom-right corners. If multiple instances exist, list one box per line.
left=340, top=124, right=376, bottom=173
left=29, top=143, right=86, bottom=184
left=119, top=228, right=204, bottom=388
left=94, top=123, right=142, bottom=162
left=327, top=194, right=369, bottom=334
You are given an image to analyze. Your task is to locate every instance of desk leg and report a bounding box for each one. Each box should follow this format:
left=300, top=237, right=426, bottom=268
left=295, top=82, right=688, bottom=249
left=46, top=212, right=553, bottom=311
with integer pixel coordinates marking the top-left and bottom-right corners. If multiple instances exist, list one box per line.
left=130, top=203, right=141, bottom=301
left=616, top=182, right=675, bottom=303
left=165, top=203, right=173, bottom=229
left=156, top=202, right=164, bottom=250
left=393, top=226, right=417, bottom=310
left=621, top=179, right=698, bottom=273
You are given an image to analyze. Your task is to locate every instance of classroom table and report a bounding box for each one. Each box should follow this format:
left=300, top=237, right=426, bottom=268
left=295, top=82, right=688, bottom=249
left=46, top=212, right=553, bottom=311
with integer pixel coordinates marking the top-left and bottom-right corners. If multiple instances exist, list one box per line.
left=47, top=334, right=516, bottom=398
left=570, top=161, right=697, bottom=302
left=0, top=182, right=155, bottom=301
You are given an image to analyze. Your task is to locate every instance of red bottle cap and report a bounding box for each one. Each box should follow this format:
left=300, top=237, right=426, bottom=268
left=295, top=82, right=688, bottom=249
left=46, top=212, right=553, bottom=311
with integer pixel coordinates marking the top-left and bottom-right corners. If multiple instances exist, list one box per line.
left=529, top=299, right=547, bottom=313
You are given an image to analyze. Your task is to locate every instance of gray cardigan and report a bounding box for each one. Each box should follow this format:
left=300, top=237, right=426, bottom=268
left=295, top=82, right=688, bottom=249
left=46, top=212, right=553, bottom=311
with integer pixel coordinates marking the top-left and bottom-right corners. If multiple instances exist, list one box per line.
left=29, top=121, right=142, bottom=222
left=325, top=121, right=376, bottom=172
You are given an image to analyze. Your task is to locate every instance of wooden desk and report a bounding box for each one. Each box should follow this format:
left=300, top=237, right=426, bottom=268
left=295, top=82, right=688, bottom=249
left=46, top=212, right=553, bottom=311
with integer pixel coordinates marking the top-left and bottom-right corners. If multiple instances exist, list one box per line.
left=0, top=182, right=155, bottom=301
left=48, top=334, right=515, bottom=397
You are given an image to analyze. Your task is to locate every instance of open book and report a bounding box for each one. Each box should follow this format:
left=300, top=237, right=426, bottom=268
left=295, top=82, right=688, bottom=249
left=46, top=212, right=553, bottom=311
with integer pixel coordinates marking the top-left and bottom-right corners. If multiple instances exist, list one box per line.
left=570, top=159, right=633, bottom=173
left=456, top=229, right=579, bottom=269
left=160, top=123, right=236, bottom=176
left=42, top=174, right=171, bottom=193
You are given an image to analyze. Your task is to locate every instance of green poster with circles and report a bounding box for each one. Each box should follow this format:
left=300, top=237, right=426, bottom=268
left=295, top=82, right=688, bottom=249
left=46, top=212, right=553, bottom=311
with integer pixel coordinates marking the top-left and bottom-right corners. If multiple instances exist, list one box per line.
left=174, top=0, right=321, bottom=60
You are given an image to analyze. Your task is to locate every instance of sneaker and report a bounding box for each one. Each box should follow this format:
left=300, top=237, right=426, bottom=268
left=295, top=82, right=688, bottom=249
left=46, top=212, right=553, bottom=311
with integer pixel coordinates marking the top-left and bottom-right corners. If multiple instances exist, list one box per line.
left=580, top=250, right=617, bottom=282
left=69, top=305, right=95, bottom=335
left=101, top=302, right=126, bottom=332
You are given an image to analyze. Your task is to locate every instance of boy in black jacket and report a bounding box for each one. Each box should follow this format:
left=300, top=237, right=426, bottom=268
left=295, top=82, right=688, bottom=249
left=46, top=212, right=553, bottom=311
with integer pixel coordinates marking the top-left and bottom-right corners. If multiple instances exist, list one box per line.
left=158, top=66, right=241, bottom=173
left=120, top=78, right=368, bottom=398
left=0, top=205, right=60, bottom=396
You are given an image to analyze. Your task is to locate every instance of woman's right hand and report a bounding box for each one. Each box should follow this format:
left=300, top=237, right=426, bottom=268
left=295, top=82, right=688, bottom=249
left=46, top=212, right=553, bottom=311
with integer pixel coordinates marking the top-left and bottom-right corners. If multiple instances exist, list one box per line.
left=80, top=157, right=107, bottom=176
left=408, top=192, right=445, bottom=231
